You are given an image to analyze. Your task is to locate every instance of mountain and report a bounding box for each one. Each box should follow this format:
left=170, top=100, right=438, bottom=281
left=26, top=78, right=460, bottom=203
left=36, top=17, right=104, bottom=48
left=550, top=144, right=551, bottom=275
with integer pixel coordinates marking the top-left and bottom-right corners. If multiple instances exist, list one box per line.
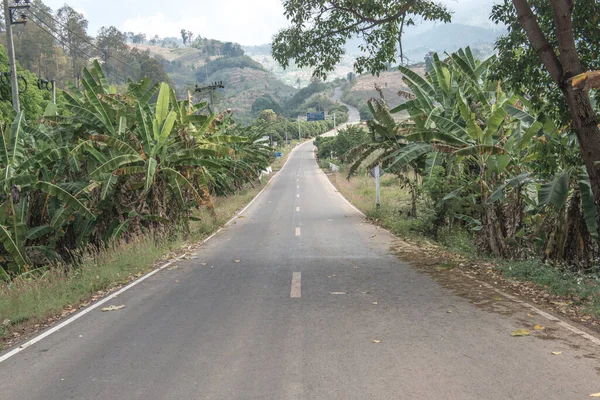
left=399, top=23, right=504, bottom=62
left=243, top=45, right=355, bottom=88
left=131, top=42, right=297, bottom=125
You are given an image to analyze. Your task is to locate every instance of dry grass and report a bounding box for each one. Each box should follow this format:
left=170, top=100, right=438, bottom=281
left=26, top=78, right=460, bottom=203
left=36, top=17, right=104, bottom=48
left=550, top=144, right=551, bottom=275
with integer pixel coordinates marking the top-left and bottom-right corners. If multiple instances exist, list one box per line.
left=329, top=169, right=412, bottom=213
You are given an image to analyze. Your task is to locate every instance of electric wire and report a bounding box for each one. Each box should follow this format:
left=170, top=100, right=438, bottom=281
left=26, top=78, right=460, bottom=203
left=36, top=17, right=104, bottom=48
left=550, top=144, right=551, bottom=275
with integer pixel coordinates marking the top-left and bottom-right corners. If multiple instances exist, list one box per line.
left=30, top=4, right=140, bottom=72
left=25, top=10, right=133, bottom=83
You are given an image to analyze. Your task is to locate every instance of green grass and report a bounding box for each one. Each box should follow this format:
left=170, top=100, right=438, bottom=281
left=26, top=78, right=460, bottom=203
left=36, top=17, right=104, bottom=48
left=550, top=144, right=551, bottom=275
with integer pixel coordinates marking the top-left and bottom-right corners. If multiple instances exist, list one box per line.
left=0, top=153, right=298, bottom=348
left=497, top=259, right=600, bottom=315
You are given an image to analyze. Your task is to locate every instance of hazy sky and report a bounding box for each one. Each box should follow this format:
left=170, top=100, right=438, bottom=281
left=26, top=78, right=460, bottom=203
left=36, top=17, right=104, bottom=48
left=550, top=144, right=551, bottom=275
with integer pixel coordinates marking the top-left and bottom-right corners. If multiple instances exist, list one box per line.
left=43, top=0, right=501, bottom=45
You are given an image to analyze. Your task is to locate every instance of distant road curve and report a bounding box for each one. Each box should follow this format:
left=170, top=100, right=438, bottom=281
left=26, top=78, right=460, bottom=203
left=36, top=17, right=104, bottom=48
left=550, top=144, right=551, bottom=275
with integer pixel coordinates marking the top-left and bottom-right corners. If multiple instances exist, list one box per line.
left=333, top=87, right=360, bottom=124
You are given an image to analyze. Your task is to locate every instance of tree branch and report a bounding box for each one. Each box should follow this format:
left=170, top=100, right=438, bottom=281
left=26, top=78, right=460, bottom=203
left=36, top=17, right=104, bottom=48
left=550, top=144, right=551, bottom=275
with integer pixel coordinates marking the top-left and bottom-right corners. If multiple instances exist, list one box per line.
left=330, top=0, right=415, bottom=26
left=549, top=0, right=583, bottom=80
left=511, top=0, right=563, bottom=84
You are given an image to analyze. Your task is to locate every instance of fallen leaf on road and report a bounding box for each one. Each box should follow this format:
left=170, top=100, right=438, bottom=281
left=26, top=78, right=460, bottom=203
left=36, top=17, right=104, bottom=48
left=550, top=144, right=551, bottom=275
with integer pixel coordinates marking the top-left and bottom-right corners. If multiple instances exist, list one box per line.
left=233, top=260, right=240, bottom=263
left=447, top=310, right=452, bottom=313
left=493, top=296, right=503, bottom=301
left=372, top=339, right=381, bottom=343
left=200, top=263, right=207, bottom=266
left=329, top=292, right=347, bottom=295
left=372, top=302, right=378, bottom=305
left=551, top=351, right=563, bottom=355
left=533, top=324, right=545, bottom=330
left=238, top=215, right=245, bottom=218
left=527, top=313, right=535, bottom=317
left=175, top=280, right=179, bottom=283
left=101, top=305, right=125, bottom=312
left=370, top=235, right=376, bottom=238
left=590, top=393, right=600, bottom=397
left=360, top=291, right=370, bottom=294
left=511, top=329, right=530, bottom=337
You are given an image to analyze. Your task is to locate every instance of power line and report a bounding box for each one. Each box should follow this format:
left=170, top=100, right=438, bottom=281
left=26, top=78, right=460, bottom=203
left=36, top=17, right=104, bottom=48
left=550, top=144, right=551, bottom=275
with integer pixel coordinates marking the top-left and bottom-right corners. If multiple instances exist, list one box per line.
left=24, top=11, right=132, bottom=83
left=29, top=5, right=139, bottom=72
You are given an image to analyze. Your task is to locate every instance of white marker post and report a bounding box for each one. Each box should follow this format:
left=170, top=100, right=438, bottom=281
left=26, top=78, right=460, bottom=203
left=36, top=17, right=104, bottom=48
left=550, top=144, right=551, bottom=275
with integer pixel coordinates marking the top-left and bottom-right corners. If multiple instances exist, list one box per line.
left=375, top=165, right=381, bottom=209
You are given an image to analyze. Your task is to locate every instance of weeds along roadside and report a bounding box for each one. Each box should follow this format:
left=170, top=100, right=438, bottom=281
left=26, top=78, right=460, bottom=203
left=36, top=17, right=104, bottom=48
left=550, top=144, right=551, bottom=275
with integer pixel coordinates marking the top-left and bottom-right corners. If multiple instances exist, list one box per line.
left=0, top=146, right=296, bottom=350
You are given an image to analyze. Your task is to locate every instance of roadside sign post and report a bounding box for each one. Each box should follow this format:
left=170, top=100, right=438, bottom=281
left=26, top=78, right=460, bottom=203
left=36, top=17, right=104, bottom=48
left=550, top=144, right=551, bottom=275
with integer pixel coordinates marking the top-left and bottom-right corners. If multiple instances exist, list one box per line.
left=370, top=165, right=383, bottom=209
left=375, top=165, right=381, bottom=209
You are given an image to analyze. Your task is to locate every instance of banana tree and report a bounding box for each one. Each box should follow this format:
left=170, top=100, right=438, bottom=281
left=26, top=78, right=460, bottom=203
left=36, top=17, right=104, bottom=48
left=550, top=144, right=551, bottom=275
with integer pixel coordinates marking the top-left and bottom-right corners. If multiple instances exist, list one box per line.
left=0, top=113, right=94, bottom=278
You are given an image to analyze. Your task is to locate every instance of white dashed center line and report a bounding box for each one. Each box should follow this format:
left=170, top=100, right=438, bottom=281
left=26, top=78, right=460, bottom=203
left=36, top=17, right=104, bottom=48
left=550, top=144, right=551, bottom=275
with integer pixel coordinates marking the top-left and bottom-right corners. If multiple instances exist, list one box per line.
left=290, top=272, right=301, bottom=298
left=295, top=227, right=301, bottom=236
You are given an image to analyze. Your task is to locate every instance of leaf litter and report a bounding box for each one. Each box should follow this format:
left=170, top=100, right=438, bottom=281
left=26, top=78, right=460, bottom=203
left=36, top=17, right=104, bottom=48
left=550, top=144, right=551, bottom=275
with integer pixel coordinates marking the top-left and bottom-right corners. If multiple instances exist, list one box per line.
left=101, top=305, right=125, bottom=312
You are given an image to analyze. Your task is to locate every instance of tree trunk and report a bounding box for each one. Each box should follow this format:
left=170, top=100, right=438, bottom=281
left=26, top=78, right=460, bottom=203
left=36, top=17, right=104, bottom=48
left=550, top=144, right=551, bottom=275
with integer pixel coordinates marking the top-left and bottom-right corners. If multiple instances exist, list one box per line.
left=512, top=0, right=600, bottom=240
left=563, top=86, right=600, bottom=222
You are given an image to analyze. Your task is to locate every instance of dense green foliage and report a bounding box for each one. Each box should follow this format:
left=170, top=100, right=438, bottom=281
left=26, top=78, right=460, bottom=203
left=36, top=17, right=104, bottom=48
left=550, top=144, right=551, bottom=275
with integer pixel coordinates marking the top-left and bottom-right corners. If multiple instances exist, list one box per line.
left=314, top=125, right=369, bottom=161
left=255, top=113, right=337, bottom=145
left=0, top=46, right=54, bottom=122
left=0, top=62, right=272, bottom=280
left=251, top=94, right=284, bottom=116
left=331, top=47, right=598, bottom=268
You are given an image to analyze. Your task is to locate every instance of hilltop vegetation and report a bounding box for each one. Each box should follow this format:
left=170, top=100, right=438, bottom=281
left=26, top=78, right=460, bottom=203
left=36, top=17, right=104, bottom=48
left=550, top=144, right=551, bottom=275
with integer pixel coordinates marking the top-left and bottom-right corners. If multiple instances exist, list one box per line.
left=131, top=39, right=297, bottom=125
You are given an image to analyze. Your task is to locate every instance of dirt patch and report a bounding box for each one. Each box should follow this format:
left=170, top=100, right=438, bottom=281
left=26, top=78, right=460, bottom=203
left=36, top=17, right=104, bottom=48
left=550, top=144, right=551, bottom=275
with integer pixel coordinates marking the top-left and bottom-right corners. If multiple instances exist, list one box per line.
left=389, top=238, right=600, bottom=336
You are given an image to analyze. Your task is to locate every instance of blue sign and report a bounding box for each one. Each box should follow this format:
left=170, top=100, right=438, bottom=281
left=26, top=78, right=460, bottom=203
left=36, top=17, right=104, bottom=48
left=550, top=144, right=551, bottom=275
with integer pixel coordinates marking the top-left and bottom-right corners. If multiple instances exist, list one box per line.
left=275, top=152, right=282, bottom=157
left=307, top=112, right=325, bottom=121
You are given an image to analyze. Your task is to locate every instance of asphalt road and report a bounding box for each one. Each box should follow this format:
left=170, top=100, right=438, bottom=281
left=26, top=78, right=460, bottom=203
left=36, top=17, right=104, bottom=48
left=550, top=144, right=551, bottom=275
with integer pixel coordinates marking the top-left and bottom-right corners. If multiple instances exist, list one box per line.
left=2, top=136, right=600, bottom=399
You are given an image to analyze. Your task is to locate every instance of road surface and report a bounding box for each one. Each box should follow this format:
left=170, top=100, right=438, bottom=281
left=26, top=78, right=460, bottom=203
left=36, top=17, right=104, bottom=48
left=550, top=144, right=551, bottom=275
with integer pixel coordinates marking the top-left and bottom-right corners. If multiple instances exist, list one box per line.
left=333, top=87, right=360, bottom=124
left=1, top=137, right=600, bottom=399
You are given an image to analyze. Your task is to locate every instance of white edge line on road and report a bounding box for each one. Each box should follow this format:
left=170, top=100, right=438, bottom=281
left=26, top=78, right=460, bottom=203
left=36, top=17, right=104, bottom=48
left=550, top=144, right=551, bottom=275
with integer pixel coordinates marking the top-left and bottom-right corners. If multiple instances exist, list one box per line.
left=290, top=272, right=301, bottom=298
left=312, top=137, right=600, bottom=347
left=0, top=141, right=306, bottom=364
left=469, top=273, right=600, bottom=346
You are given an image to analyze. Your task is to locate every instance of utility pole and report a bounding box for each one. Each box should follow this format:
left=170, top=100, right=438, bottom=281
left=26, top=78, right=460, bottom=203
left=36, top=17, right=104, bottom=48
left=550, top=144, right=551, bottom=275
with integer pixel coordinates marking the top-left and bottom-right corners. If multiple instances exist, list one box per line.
left=297, top=115, right=301, bottom=140
left=194, top=81, right=224, bottom=113
left=51, top=80, right=56, bottom=104
left=3, top=0, right=30, bottom=113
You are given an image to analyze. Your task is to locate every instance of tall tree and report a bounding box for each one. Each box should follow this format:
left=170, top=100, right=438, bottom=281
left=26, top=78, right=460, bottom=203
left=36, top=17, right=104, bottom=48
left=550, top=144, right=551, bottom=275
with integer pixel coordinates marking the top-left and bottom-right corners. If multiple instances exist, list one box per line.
left=491, top=0, right=600, bottom=236
left=56, top=5, right=92, bottom=86
left=271, top=0, right=451, bottom=78
left=180, top=29, right=188, bottom=46
left=96, top=26, right=128, bottom=82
